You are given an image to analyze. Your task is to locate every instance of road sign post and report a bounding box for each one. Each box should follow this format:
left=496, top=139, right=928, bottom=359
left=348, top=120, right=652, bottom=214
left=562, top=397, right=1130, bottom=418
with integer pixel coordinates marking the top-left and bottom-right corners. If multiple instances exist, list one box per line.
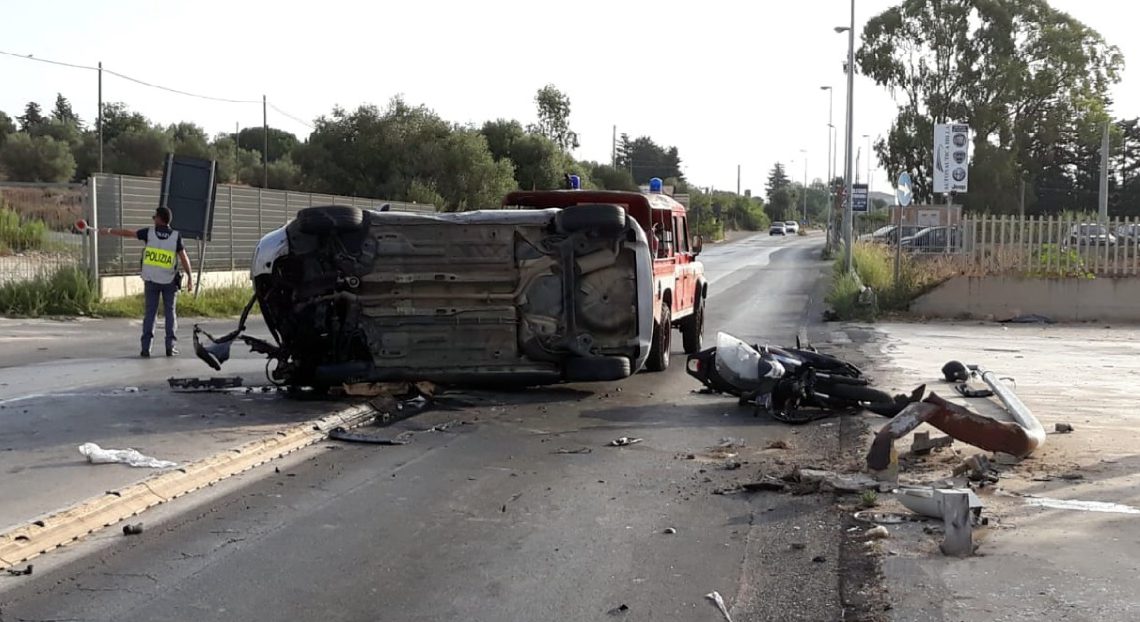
left=894, top=172, right=913, bottom=287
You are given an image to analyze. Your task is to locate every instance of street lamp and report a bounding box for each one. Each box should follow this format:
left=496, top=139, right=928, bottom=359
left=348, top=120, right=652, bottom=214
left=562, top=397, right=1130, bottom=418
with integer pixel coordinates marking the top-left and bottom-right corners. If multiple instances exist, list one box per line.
left=820, top=86, right=834, bottom=247
left=862, top=133, right=871, bottom=193
left=799, top=149, right=808, bottom=223
left=836, top=2, right=855, bottom=273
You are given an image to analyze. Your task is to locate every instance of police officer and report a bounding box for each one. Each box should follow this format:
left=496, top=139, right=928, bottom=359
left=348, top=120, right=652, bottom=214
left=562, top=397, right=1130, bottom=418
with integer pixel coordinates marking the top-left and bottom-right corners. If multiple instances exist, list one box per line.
left=96, top=207, right=194, bottom=357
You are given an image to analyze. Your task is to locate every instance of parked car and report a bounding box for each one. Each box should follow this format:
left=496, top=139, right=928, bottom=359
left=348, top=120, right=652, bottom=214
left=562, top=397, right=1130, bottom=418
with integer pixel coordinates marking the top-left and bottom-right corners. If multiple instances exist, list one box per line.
left=769, top=223, right=787, bottom=236
left=859, top=224, right=924, bottom=245
left=899, top=226, right=961, bottom=253
left=783, top=221, right=800, bottom=234
left=1116, top=223, right=1140, bottom=245
left=196, top=203, right=659, bottom=389
left=1069, top=223, right=1117, bottom=247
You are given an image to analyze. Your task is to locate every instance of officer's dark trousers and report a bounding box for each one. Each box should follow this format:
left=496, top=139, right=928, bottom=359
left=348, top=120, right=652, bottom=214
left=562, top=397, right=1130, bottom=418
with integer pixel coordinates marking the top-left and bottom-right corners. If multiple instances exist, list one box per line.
left=141, top=280, right=178, bottom=353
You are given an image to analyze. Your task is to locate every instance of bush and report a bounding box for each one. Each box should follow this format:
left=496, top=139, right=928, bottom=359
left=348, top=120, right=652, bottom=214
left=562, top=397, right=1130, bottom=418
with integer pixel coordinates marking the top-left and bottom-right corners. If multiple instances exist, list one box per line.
left=95, top=285, right=257, bottom=319
left=827, top=242, right=957, bottom=320
left=0, top=205, right=48, bottom=253
left=0, top=265, right=95, bottom=316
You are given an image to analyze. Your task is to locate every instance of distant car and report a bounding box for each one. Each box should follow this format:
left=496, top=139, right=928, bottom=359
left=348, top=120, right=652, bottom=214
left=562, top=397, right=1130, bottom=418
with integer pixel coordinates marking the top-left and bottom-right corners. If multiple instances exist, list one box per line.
left=899, top=226, right=961, bottom=253
left=783, top=221, right=800, bottom=234
left=860, top=224, right=924, bottom=245
left=1116, top=223, right=1140, bottom=245
left=1069, top=224, right=1117, bottom=247
left=769, top=223, right=787, bottom=236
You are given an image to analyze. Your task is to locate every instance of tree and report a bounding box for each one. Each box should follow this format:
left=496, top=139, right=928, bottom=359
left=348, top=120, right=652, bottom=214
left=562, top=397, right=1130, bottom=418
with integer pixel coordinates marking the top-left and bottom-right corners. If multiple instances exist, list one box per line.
left=100, top=103, right=150, bottom=143
left=51, top=94, right=81, bottom=127
left=590, top=163, right=638, bottom=191
left=765, top=163, right=791, bottom=201
left=168, top=122, right=212, bottom=160
left=237, top=127, right=300, bottom=163
left=529, top=84, right=579, bottom=151
left=480, top=119, right=525, bottom=162
left=614, top=133, right=632, bottom=170
left=17, top=102, right=45, bottom=132
left=0, top=111, right=14, bottom=147
left=295, top=98, right=516, bottom=210
left=858, top=0, right=1123, bottom=208
left=508, top=133, right=572, bottom=190
left=626, top=136, right=683, bottom=184
left=108, top=127, right=172, bottom=176
left=0, top=133, right=77, bottom=182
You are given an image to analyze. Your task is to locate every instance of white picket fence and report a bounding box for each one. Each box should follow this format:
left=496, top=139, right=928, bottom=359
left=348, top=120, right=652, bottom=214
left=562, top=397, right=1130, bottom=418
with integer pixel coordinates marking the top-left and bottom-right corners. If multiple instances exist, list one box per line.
left=958, top=214, right=1140, bottom=277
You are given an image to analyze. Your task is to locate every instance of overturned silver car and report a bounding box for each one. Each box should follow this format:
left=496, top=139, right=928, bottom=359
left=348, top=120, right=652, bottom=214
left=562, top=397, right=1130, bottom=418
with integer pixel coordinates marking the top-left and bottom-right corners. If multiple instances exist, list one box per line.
left=195, top=204, right=654, bottom=388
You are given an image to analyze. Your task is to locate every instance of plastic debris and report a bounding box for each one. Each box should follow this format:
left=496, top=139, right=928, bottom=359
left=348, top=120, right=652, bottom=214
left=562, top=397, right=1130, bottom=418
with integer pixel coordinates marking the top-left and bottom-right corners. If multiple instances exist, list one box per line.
left=78, top=443, right=177, bottom=468
left=864, top=525, right=890, bottom=539
left=608, top=437, right=642, bottom=447
left=705, top=591, right=733, bottom=622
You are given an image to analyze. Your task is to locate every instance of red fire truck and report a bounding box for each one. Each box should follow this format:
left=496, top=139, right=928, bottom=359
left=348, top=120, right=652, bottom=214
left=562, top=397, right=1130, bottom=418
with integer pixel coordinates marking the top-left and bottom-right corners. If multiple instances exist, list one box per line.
left=502, top=178, right=707, bottom=372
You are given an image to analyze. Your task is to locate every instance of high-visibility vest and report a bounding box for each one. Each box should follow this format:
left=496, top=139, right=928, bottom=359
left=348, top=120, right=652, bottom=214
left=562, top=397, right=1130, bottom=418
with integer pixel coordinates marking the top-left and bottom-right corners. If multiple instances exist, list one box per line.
left=141, top=226, right=180, bottom=284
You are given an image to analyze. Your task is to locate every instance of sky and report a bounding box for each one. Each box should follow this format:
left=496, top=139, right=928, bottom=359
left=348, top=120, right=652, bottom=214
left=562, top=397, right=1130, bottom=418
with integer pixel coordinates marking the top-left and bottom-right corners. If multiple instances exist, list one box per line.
left=1, top=0, right=1135, bottom=200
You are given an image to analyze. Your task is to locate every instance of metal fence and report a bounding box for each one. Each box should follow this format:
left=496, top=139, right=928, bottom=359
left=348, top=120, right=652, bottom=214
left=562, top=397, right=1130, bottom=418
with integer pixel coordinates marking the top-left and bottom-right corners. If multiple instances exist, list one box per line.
left=957, top=214, right=1140, bottom=277
left=0, top=184, right=88, bottom=286
left=89, top=174, right=434, bottom=279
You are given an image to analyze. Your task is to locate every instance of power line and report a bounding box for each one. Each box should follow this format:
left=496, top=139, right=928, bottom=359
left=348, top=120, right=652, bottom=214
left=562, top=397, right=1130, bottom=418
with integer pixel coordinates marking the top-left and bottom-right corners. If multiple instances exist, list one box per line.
left=102, top=68, right=259, bottom=104
left=267, top=102, right=314, bottom=129
left=0, top=50, right=96, bottom=71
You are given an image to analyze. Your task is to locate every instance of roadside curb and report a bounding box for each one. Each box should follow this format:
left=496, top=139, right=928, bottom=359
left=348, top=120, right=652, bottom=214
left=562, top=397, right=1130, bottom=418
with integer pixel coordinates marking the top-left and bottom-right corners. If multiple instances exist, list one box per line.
left=0, top=402, right=376, bottom=570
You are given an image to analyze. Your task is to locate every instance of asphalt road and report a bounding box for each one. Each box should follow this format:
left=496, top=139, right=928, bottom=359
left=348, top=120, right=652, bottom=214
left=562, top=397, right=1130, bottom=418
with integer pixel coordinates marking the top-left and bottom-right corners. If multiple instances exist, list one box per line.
left=0, top=234, right=853, bottom=622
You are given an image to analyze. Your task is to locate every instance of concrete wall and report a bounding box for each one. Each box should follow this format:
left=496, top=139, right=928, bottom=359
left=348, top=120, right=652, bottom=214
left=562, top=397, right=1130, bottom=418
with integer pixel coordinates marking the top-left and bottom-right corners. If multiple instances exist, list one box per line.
left=911, top=276, right=1140, bottom=322
left=99, top=270, right=250, bottom=300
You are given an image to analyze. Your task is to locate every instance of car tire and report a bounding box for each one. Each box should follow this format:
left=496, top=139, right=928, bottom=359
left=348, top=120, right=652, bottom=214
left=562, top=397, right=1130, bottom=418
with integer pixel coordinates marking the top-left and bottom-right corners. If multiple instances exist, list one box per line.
left=680, top=297, right=704, bottom=354
left=564, top=356, right=632, bottom=382
left=645, top=302, right=672, bottom=372
left=297, top=205, right=366, bottom=235
left=556, top=204, right=626, bottom=235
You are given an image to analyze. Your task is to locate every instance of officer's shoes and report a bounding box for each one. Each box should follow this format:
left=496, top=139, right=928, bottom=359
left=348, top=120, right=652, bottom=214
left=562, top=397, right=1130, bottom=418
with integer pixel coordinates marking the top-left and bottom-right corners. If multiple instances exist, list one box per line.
left=166, top=347, right=180, bottom=357
left=140, top=350, right=150, bottom=358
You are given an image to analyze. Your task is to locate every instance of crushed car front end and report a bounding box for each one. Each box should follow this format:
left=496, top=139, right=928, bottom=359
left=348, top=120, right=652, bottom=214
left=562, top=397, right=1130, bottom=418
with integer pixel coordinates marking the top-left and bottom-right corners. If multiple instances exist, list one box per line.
left=210, top=204, right=653, bottom=388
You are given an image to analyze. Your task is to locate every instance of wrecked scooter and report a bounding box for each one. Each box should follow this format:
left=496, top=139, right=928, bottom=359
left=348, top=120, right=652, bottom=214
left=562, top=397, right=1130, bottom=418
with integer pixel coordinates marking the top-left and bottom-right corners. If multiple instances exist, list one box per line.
left=687, top=332, right=894, bottom=423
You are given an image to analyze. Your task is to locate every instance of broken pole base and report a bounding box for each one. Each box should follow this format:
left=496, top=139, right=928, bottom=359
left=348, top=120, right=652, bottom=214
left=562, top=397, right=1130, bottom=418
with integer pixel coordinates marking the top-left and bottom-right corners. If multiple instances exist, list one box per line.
left=939, top=489, right=973, bottom=557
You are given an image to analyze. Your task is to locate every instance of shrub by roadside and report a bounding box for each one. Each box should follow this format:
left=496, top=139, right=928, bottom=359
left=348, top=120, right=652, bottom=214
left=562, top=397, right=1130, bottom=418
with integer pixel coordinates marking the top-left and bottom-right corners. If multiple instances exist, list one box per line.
left=826, top=243, right=957, bottom=321
left=0, top=205, right=48, bottom=254
left=0, top=266, right=256, bottom=318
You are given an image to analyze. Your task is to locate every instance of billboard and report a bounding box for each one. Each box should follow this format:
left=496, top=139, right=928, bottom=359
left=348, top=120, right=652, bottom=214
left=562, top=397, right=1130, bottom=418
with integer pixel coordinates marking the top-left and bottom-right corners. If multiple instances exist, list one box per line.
left=933, top=123, right=970, bottom=194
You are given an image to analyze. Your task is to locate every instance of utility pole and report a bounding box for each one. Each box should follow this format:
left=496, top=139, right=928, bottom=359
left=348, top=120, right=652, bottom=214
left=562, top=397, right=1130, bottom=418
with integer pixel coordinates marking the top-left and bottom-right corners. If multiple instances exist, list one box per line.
left=1019, top=178, right=1026, bottom=220
left=803, top=156, right=808, bottom=222
left=262, top=95, right=270, bottom=189
left=1099, top=120, right=1110, bottom=220
left=611, top=125, right=617, bottom=167
left=97, top=61, right=103, bottom=173
left=840, top=0, right=856, bottom=273
left=737, top=164, right=741, bottom=195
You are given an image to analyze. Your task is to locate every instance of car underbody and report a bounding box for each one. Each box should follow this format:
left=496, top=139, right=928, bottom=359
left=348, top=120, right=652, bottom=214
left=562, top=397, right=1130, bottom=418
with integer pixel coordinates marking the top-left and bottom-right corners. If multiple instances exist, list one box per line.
left=195, top=205, right=653, bottom=388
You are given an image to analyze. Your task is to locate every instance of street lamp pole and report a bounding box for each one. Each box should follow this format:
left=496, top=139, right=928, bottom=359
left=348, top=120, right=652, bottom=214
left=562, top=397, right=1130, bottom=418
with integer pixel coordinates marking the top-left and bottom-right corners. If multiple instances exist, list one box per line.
left=838, top=0, right=856, bottom=273
left=862, top=133, right=871, bottom=193
left=820, top=86, right=834, bottom=247
left=801, top=150, right=808, bottom=223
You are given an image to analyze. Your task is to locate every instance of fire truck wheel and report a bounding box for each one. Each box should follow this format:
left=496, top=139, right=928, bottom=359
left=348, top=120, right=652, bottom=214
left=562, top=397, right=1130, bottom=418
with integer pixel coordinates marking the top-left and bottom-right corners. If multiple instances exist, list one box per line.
left=556, top=204, right=627, bottom=235
left=681, top=298, right=704, bottom=354
left=646, top=302, right=672, bottom=372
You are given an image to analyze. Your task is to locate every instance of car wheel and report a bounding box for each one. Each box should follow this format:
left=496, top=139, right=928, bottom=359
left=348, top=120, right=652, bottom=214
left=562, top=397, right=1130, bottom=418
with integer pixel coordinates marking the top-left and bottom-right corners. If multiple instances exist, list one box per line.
left=645, top=302, right=672, bottom=371
left=297, top=205, right=366, bottom=235
left=680, top=297, right=704, bottom=354
left=556, top=204, right=626, bottom=235
left=564, top=356, right=632, bottom=382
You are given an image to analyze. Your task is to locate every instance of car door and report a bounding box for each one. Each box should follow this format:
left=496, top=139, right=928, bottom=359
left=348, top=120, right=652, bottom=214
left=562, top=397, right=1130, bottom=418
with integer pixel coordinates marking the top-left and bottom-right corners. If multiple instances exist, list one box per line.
left=673, top=214, right=693, bottom=316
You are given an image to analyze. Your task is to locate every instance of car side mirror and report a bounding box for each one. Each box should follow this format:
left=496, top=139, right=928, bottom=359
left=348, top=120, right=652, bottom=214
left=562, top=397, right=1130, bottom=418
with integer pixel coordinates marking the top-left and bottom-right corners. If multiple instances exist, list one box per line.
left=692, top=235, right=704, bottom=256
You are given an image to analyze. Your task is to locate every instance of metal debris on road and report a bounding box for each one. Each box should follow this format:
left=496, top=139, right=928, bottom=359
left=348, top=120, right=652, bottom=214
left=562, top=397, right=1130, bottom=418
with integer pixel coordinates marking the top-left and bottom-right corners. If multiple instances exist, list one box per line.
left=5, top=564, right=32, bottom=576
left=896, top=487, right=984, bottom=522
left=705, top=591, right=734, bottom=622
left=555, top=447, right=593, bottom=454
left=327, top=427, right=411, bottom=445
left=168, top=376, right=245, bottom=391
left=78, top=442, right=177, bottom=469
left=607, top=437, right=642, bottom=447
left=953, top=383, right=994, bottom=398
left=1055, top=422, right=1075, bottom=433
left=952, top=454, right=996, bottom=482
left=910, top=431, right=953, bottom=455
left=122, top=523, right=144, bottom=536
left=868, top=378, right=1045, bottom=471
